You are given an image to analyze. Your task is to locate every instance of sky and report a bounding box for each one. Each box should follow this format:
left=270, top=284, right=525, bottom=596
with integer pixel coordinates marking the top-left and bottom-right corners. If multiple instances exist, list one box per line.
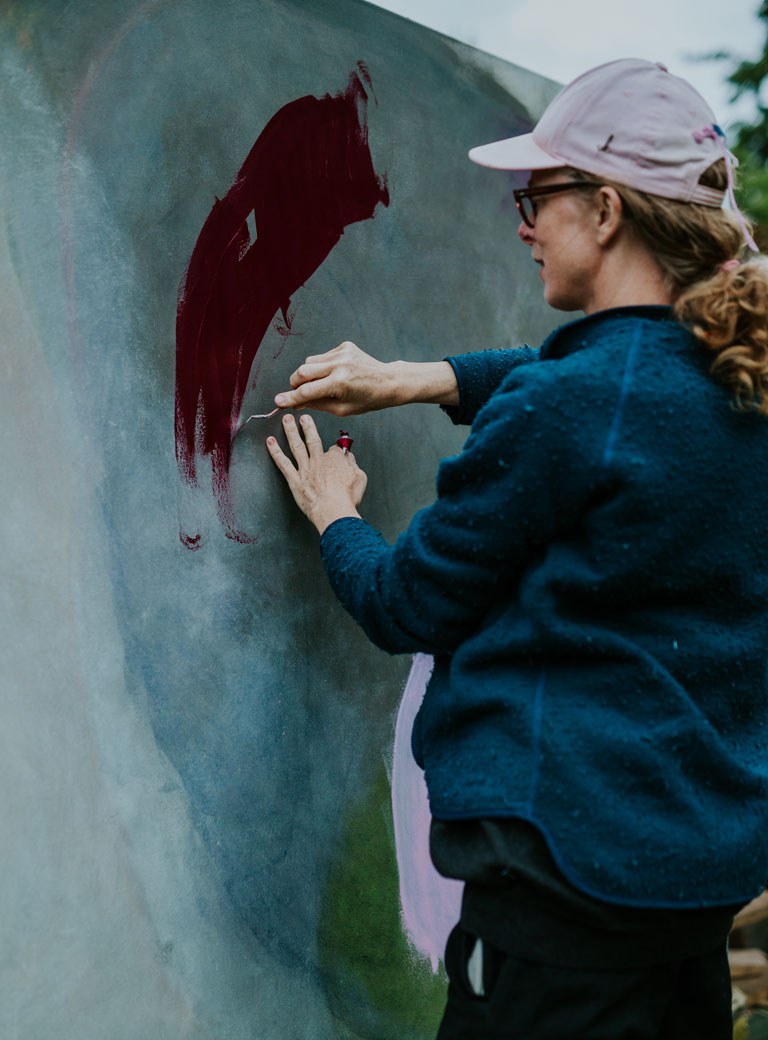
left=365, top=0, right=764, bottom=134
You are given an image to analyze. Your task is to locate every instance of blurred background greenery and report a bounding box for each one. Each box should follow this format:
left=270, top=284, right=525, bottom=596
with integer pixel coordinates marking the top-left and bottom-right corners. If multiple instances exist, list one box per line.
left=720, top=0, right=768, bottom=248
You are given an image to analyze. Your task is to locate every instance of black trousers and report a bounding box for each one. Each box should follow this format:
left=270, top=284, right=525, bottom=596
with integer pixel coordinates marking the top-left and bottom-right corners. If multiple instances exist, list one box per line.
left=436, top=922, right=733, bottom=1040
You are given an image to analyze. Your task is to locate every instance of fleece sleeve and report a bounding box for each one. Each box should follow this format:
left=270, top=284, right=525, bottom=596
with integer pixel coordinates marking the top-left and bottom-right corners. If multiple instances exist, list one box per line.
left=441, top=346, right=541, bottom=425
left=320, top=360, right=609, bottom=655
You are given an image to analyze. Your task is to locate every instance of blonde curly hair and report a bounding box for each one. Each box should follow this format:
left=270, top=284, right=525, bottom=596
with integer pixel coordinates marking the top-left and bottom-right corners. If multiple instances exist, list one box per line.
left=676, top=259, right=768, bottom=414
left=572, top=162, right=768, bottom=414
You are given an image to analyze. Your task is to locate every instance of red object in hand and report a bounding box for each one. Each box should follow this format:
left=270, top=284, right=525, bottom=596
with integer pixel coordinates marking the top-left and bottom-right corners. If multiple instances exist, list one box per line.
left=336, top=430, right=354, bottom=455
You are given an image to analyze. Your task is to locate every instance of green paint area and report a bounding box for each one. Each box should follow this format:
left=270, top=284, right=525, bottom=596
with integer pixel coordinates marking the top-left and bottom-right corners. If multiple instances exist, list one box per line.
left=735, top=1009, right=768, bottom=1040
left=319, top=764, right=448, bottom=1040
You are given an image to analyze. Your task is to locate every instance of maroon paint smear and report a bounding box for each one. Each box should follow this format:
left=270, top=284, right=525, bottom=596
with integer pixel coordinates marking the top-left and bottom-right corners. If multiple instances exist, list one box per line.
left=175, top=63, right=389, bottom=546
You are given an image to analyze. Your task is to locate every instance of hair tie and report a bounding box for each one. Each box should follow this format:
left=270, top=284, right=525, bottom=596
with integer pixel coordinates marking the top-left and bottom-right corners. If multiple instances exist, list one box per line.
left=721, top=258, right=741, bottom=272
left=708, top=126, right=760, bottom=254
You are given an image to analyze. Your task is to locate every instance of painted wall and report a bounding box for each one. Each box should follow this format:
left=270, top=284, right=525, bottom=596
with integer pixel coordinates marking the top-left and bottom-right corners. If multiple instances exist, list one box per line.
left=0, top=2, right=559, bottom=1036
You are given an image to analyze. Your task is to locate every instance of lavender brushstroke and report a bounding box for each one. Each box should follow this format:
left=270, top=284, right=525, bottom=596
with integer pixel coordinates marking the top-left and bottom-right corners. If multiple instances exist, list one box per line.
left=391, top=653, right=463, bottom=972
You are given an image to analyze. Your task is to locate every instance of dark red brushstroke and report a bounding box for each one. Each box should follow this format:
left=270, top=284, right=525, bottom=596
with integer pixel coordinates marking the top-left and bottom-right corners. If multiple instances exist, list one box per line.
left=175, top=63, right=390, bottom=545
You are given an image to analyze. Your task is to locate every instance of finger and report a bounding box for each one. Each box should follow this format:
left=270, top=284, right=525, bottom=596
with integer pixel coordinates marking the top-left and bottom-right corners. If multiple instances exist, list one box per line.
left=345, top=452, right=367, bottom=481
left=298, top=413, right=324, bottom=456
left=281, top=413, right=309, bottom=464
left=276, top=376, right=341, bottom=409
left=274, top=394, right=355, bottom=416
left=289, top=361, right=334, bottom=388
left=302, top=343, right=349, bottom=365
left=329, top=446, right=360, bottom=469
left=266, top=436, right=298, bottom=485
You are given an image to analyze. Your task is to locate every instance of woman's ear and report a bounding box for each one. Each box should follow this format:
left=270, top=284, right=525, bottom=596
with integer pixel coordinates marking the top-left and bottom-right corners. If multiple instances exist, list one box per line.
left=594, top=185, right=624, bottom=246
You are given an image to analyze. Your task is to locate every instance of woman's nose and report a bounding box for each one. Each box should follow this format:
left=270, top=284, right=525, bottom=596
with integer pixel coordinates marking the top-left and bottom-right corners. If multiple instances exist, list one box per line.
left=518, top=220, right=535, bottom=245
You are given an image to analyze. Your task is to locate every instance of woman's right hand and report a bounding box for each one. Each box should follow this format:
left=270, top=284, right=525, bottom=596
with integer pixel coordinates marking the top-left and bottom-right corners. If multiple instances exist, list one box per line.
left=273, top=342, right=459, bottom=415
left=274, top=341, right=400, bottom=416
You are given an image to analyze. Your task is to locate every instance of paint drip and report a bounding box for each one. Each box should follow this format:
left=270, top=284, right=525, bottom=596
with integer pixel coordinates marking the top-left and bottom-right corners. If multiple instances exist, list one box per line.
left=175, top=63, right=389, bottom=546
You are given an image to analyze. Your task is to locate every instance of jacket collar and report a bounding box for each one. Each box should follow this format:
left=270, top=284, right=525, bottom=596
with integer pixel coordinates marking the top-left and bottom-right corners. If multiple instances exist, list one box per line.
left=540, top=306, right=676, bottom=360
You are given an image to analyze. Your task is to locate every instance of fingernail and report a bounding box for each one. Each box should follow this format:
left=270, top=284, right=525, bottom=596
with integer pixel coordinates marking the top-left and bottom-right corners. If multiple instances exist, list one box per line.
left=267, top=436, right=276, bottom=445
left=300, top=414, right=310, bottom=424
left=275, top=395, right=286, bottom=405
left=283, top=414, right=293, bottom=424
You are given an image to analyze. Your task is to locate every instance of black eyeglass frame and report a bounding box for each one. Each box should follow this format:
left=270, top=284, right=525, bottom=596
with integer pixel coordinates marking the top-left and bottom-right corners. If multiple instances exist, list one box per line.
left=513, top=181, right=600, bottom=228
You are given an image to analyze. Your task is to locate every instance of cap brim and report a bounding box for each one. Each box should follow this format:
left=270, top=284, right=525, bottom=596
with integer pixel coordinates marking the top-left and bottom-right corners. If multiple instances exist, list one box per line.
left=468, top=132, right=564, bottom=171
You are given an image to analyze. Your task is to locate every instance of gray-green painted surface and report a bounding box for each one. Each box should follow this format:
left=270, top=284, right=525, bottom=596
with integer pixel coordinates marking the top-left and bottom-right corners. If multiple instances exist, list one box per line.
left=0, top=2, right=559, bottom=1035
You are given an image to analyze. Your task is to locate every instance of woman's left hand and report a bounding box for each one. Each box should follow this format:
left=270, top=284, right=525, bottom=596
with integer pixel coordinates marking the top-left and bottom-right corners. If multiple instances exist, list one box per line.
left=267, top=413, right=367, bottom=534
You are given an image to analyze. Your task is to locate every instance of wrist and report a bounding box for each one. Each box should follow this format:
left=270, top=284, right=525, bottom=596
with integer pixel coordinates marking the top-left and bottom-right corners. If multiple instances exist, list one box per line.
left=384, top=360, right=415, bottom=407
left=387, top=360, right=459, bottom=407
left=312, top=501, right=361, bottom=536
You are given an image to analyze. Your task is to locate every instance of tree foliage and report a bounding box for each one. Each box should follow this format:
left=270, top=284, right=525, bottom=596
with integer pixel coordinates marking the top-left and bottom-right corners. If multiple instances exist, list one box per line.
left=726, top=0, right=768, bottom=247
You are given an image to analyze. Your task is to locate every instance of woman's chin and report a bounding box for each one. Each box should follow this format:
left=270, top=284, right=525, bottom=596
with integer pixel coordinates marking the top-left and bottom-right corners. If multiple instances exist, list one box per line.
left=543, top=285, right=584, bottom=313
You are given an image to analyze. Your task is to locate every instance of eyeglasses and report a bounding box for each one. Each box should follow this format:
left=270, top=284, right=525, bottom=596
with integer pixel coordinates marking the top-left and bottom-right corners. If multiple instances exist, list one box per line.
left=513, top=181, right=599, bottom=228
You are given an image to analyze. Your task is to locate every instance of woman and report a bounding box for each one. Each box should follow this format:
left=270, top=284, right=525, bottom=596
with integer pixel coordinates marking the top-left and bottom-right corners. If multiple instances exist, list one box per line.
left=267, top=59, right=768, bottom=1039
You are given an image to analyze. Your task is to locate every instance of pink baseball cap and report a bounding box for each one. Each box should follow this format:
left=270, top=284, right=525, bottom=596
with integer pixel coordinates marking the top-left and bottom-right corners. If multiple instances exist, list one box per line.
left=469, top=59, right=725, bottom=207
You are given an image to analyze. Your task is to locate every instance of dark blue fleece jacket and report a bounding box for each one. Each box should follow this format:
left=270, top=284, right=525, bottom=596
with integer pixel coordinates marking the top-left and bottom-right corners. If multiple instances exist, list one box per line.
left=320, top=307, right=768, bottom=908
